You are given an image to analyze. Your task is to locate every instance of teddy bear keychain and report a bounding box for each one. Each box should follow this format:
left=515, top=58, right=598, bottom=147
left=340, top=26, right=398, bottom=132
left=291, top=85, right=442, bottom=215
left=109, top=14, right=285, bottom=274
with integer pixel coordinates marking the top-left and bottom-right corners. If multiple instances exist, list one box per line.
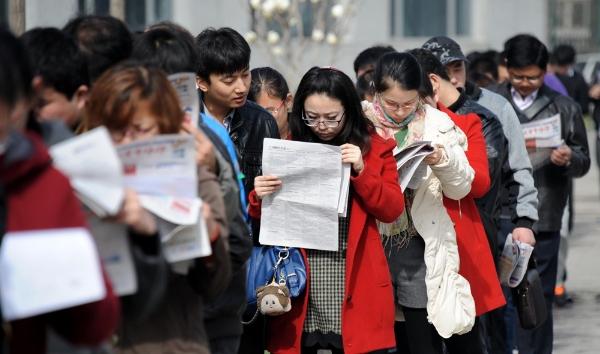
left=256, top=280, right=292, bottom=316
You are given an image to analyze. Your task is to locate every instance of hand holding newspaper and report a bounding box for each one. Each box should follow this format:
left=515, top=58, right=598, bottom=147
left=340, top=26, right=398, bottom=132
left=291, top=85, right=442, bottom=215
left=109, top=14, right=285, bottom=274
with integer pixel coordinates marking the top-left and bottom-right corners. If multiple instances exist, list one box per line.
left=498, top=233, right=534, bottom=287
left=521, top=113, right=562, bottom=170
left=117, top=135, right=211, bottom=262
left=393, top=141, right=434, bottom=191
left=259, top=139, right=349, bottom=251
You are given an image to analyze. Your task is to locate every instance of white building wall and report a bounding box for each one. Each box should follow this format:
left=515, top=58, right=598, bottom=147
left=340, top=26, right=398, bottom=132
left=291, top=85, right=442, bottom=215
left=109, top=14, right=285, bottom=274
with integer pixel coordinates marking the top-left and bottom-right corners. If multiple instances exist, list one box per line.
left=25, top=0, right=78, bottom=29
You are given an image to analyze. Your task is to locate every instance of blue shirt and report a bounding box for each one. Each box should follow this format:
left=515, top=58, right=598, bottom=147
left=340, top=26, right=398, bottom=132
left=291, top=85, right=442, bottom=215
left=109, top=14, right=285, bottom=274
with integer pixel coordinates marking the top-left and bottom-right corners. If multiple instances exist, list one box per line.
left=200, top=112, right=248, bottom=216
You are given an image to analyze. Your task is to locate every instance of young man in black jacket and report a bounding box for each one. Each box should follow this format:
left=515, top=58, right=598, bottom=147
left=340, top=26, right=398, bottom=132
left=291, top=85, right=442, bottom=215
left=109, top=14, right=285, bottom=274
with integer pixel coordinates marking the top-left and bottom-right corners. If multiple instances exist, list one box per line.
left=195, top=27, right=280, bottom=199
left=495, top=34, right=590, bottom=354
left=195, top=27, right=279, bottom=354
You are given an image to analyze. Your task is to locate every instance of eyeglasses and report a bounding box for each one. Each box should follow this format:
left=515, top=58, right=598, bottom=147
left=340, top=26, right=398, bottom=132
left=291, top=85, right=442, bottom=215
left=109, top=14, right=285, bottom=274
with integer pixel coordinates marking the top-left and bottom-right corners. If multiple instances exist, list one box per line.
left=302, top=111, right=345, bottom=128
left=110, top=124, right=158, bottom=142
left=377, top=94, right=419, bottom=113
left=510, top=74, right=544, bottom=84
left=266, top=100, right=286, bottom=116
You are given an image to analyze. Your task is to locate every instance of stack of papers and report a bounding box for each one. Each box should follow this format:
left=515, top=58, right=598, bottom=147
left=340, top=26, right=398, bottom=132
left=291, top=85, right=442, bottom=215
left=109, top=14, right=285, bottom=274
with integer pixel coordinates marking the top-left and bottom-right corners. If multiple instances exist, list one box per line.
left=117, top=135, right=211, bottom=261
left=498, top=233, right=534, bottom=287
left=49, top=127, right=124, bottom=217
left=393, top=141, right=434, bottom=191
left=0, top=228, right=106, bottom=321
left=521, top=114, right=562, bottom=170
left=168, top=72, right=200, bottom=127
left=259, top=139, right=350, bottom=251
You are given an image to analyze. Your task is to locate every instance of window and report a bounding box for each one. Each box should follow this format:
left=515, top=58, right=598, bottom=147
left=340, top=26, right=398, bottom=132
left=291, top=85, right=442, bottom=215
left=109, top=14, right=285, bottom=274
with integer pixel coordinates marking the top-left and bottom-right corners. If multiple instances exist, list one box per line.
left=78, top=0, right=172, bottom=31
left=390, top=0, right=472, bottom=37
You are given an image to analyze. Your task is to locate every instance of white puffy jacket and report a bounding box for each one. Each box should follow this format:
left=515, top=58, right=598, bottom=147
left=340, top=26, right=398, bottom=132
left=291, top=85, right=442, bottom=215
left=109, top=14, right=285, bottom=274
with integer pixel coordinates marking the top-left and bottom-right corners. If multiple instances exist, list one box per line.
left=409, top=105, right=476, bottom=338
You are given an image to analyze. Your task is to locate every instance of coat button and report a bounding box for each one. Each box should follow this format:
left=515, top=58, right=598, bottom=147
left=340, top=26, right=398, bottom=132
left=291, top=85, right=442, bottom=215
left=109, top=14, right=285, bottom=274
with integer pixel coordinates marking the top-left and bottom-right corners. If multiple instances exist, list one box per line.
left=346, top=295, right=352, bottom=302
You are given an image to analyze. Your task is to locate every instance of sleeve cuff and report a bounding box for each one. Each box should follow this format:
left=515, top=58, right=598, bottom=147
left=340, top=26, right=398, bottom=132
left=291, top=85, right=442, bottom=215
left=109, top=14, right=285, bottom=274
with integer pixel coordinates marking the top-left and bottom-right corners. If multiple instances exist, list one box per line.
left=514, top=217, right=534, bottom=230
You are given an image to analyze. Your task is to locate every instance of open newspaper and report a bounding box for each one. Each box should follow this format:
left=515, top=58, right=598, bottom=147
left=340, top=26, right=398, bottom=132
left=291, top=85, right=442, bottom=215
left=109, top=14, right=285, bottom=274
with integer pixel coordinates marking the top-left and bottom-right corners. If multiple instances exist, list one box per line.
left=393, top=141, right=434, bottom=191
left=259, top=138, right=349, bottom=251
left=498, top=233, right=534, bottom=287
left=168, top=72, right=200, bottom=127
left=49, top=127, right=124, bottom=218
left=117, top=135, right=212, bottom=263
left=521, top=113, right=562, bottom=170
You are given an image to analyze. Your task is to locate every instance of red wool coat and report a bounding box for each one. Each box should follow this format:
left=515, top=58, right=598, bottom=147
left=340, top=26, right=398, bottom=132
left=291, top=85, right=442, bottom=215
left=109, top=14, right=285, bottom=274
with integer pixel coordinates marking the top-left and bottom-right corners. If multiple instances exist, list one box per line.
left=0, top=132, right=120, bottom=354
left=438, top=104, right=506, bottom=316
left=248, top=133, right=404, bottom=353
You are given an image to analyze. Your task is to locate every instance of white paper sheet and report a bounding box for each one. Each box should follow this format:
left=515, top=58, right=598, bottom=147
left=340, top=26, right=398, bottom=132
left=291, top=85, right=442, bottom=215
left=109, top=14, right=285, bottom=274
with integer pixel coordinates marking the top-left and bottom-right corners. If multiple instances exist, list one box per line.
left=138, top=195, right=201, bottom=226
left=338, top=163, right=351, bottom=217
left=50, top=127, right=124, bottom=217
left=158, top=203, right=212, bottom=264
left=498, top=233, right=534, bottom=288
left=0, top=228, right=106, bottom=321
left=393, top=141, right=433, bottom=191
left=87, top=216, right=137, bottom=296
left=117, top=135, right=197, bottom=199
left=259, top=138, right=342, bottom=251
left=168, top=72, right=200, bottom=127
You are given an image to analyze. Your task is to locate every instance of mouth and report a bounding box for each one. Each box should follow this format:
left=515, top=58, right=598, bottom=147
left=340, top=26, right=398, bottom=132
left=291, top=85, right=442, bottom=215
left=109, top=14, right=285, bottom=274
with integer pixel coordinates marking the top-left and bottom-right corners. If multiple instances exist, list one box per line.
left=233, top=96, right=246, bottom=104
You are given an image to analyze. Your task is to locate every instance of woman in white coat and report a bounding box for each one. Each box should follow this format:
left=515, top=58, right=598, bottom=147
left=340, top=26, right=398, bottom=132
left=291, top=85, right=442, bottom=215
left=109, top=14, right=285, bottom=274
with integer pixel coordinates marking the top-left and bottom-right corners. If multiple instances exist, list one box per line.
left=362, top=52, right=476, bottom=354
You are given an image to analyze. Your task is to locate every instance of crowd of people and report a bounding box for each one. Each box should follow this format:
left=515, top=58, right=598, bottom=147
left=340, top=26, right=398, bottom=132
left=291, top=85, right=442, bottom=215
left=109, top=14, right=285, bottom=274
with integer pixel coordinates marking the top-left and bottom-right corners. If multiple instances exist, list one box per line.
left=0, top=12, right=594, bottom=354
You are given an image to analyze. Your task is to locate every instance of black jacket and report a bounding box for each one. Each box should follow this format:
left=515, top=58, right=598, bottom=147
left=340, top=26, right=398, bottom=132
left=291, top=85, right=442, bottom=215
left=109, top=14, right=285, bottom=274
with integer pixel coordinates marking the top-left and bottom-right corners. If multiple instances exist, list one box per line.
left=448, top=92, right=508, bottom=251
left=494, top=83, right=590, bottom=232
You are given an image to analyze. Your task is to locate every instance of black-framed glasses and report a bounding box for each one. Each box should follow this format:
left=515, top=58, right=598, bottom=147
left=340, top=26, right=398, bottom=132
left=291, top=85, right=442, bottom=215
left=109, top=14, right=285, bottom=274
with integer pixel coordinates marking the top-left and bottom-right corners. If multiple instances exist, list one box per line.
left=302, top=111, right=345, bottom=128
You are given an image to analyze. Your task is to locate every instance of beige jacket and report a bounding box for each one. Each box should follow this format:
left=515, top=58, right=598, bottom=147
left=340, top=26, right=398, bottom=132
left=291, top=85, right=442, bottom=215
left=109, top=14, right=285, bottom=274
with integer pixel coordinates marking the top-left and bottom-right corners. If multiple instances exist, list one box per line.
left=365, top=103, right=476, bottom=338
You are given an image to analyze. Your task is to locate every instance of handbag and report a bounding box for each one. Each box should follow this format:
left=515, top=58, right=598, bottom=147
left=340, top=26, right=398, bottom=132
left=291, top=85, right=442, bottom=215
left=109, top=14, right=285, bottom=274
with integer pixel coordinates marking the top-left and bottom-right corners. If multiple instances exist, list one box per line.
left=246, top=246, right=307, bottom=306
left=512, top=258, right=548, bottom=329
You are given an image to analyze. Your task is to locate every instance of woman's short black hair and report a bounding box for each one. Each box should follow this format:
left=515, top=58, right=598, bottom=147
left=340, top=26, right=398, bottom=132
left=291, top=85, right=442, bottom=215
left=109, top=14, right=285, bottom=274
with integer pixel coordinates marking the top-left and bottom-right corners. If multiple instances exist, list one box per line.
left=290, top=67, right=372, bottom=152
left=248, top=67, right=290, bottom=101
left=0, top=28, right=33, bottom=108
left=504, top=34, right=548, bottom=70
left=131, top=27, right=198, bottom=75
left=195, top=27, right=251, bottom=81
left=21, top=27, right=89, bottom=99
left=353, top=45, right=396, bottom=76
left=373, top=52, right=424, bottom=94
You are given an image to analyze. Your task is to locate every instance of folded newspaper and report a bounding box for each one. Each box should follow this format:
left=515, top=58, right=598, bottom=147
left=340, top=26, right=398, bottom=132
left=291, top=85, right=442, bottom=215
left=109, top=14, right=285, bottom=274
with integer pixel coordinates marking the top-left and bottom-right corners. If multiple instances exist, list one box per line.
left=168, top=72, right=200, bottom=127
left=521, top=113, right=562, bottom=170
left=49, top=127, right=125, bottom=218
left=392, top=141, right=434, bottom=191
left=498, top=233, right=534, bottom=287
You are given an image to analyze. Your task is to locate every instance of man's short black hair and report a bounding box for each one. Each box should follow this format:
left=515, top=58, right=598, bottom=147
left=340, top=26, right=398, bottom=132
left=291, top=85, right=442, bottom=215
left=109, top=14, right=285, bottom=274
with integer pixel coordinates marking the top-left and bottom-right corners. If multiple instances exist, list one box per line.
left=195, top=27, right=250, bottom=80
left=132, top=27, right=198, bottom=75
left=468, top=50, right=499, bottom=81
left=21, top=27, right=89, bottom=98
left=550, top=44, right=576, bottom=66
left=407, top=48, right=450, bottom=82
left=503, top=34, right=548, bottom=70
left=355, top=71, right=374, bottom=101
left=353, top=45, right=396, bottom=76
left=63, top=15, right=132, bottom=82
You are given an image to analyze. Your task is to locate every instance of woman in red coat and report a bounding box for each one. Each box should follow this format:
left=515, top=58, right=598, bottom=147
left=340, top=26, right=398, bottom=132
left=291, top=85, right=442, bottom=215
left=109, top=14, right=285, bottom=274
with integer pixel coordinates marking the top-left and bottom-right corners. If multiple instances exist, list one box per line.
left=250, top=67, right=404, bottom=353
left=437, top=104, right=506, bottom=319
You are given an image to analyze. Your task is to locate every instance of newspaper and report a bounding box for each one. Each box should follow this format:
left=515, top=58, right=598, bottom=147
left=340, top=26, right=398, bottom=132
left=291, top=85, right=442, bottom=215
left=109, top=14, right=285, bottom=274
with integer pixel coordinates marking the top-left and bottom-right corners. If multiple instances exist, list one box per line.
left=0, top=228, right=106, bottom=321
left=117, top=135, right=211, bottom=262
left=521, top=114, right=562, bottom=170
left=87, top=215, right=137, bottom=296
left=168, top=72, right=200, bottom=127
left=259, top=138, right=342, bottom=251
left=393, top=141, right=434, bottom=191
left=49, top=127, right=124, bottom=217
left=338, top=163, right=351, bottom=217
left=498, top=233, right=534, bottom=288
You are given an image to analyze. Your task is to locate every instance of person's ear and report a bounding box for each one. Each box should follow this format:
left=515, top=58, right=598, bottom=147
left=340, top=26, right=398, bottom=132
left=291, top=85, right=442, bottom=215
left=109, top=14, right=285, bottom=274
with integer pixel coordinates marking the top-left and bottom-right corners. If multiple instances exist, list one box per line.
left=429, top=74, right=441, bottom=103
left=197, top=76, right=210, bottom=93
left=72, top=85, right=89, bottom=112
left=285, top=93, right=293, bottom=109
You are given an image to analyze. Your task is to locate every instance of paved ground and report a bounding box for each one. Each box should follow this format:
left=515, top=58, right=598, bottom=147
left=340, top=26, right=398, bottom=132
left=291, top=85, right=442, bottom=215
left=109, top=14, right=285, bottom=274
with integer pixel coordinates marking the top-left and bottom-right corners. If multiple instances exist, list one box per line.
left=554, top=133, right=600, bottom=354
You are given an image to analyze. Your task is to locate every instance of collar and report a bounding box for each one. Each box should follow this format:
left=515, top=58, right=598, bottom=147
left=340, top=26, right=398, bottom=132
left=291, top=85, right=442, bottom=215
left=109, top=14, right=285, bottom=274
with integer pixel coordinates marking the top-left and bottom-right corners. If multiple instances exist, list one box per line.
left=202, top=98, right=236, bottom=131
left=511, top=87, right=539, bottom=111
left=447, top=90, right=468, bottom=113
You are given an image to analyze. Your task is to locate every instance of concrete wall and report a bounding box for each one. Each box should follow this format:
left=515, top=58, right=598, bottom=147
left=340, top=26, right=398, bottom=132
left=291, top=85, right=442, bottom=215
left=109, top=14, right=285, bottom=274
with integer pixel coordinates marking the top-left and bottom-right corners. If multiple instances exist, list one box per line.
left=25, top=0, right=78, bottom=29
